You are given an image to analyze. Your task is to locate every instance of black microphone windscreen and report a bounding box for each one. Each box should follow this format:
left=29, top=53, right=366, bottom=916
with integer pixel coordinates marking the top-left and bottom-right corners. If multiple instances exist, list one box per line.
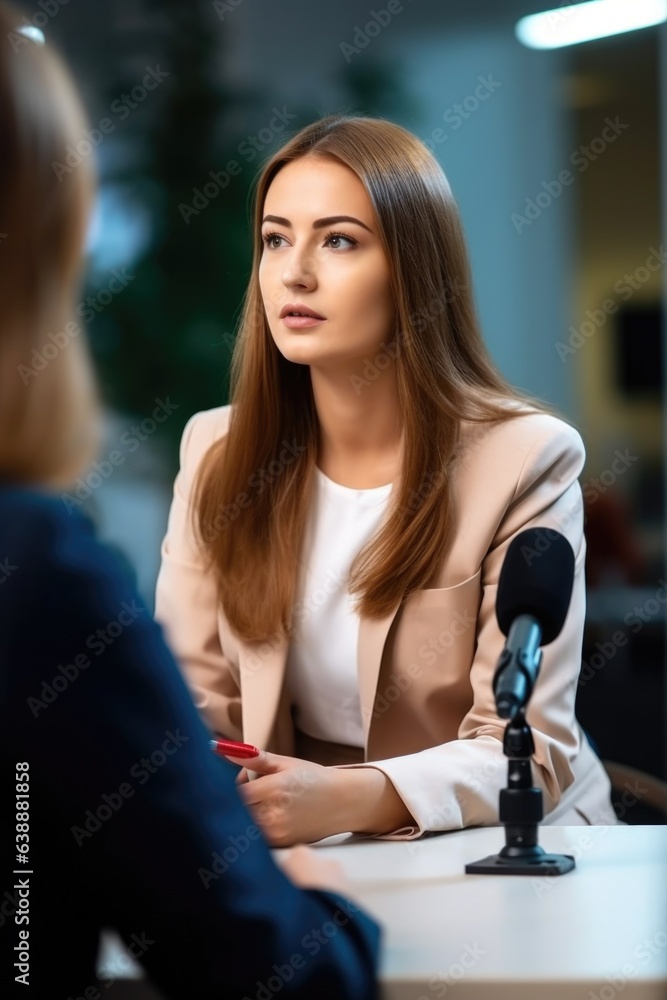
left=496, top=528, right=575, bottom=644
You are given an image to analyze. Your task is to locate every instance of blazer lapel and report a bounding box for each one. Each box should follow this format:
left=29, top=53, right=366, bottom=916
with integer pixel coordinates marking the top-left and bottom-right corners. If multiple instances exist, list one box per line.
left=238, top=601, right=403, bottom=756
left=357, top=600, right=402, bottom=750
left=238, top=636, right=289, bottom=750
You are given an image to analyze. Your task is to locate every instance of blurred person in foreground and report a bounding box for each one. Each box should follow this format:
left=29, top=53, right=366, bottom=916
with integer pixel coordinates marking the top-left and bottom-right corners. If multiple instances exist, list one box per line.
left=0, top=5, right=380, bottom=997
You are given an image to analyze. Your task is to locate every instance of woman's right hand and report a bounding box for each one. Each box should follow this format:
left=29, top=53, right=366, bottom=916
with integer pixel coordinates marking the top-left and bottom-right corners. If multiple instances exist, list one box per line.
left=277, top=843, right=353, bottom=896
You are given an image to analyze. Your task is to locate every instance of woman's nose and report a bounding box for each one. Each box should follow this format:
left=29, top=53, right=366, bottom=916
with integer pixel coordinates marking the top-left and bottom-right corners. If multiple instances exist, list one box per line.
left=281, top=247, right=317, bottom=287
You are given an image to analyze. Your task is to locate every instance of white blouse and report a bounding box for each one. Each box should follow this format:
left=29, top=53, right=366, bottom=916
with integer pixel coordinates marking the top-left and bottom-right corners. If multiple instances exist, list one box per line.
left=285, top=466, right=394, bottom=747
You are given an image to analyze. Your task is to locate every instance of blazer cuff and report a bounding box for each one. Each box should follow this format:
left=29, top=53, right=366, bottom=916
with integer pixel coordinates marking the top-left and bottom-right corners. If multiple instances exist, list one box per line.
left=332, top=763, right=425, bottom=841
left=334, top=730, right=580, bottom=840
left=333, top=735, right=511, bottom=839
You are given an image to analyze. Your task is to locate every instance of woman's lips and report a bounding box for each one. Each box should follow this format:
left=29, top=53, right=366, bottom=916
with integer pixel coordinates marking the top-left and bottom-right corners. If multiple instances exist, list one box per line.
left=281, top=315, right=327, bottom=329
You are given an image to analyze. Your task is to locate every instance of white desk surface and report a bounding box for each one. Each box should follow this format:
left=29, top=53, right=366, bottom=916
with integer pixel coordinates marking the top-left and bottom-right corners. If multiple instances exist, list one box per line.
left=100, top=825, right=667, bottom=1000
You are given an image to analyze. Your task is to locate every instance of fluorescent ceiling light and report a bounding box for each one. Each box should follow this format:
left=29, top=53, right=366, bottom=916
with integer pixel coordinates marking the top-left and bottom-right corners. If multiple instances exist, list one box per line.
left=516, top=0, right=667, bottom=49
left=17, top=25, right=45, bottom=44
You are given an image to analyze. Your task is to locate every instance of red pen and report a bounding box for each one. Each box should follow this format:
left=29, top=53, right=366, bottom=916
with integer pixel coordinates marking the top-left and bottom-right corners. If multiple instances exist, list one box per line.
left=209, top=738, right=260, bottom=759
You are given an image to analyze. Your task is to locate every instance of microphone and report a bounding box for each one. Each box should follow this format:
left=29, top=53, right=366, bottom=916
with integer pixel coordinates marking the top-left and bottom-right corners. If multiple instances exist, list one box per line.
left=465, top=527, right=579, bottom=878
left=493, top=527, right=575, bottom=719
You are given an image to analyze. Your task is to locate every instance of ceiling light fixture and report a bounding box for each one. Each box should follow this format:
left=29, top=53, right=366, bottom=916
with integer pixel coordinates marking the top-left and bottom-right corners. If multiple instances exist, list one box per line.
left=516, top=0, right=667, bottom=50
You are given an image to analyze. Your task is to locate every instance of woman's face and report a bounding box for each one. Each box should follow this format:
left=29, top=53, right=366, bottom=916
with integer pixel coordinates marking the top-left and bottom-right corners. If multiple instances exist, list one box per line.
left=258, top=156, right=396, bottom=372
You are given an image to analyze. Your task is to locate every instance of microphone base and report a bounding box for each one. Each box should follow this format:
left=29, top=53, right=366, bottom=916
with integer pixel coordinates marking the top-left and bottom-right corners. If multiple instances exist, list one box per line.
left=465, top=849, right=575, bottom=876
left=464, top=709, right=576, bottom=876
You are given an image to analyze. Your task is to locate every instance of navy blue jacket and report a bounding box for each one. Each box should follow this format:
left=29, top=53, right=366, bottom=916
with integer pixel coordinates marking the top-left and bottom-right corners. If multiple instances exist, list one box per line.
left=0, top=484, right=381, bottom=998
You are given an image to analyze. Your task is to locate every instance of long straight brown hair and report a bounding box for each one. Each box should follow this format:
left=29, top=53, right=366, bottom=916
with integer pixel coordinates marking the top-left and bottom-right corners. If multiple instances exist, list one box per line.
left=0, top=1, right=100, bottom=489
left=193, top=113, right=556, bottom=644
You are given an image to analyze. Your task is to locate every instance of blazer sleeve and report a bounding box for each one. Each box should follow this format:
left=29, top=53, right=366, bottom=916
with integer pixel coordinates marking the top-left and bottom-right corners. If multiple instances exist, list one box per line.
left=155, top=409, right=243, bottom=740
left=336, top=418, right=589, bottom=840
left=7, top=499, right=381, bottom=999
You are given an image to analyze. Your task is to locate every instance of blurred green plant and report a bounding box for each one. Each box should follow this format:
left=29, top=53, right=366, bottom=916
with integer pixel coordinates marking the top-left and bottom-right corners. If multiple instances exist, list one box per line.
left=84, top=0, right=251, bottom=467
left=82, top=0, right=416, bottom=472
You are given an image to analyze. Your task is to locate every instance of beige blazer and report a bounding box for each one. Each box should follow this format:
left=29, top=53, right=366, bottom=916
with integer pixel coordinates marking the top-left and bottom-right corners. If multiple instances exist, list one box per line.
left=154, top=404, right=618, bottom=840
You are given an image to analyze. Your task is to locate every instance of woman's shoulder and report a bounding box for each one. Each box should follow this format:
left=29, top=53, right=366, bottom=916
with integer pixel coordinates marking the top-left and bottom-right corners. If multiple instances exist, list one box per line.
left=447, top=403, right=586, bottom=524
left=458, top=401, right=585, bottom=466
left=178, top=404, right=233, bottom=468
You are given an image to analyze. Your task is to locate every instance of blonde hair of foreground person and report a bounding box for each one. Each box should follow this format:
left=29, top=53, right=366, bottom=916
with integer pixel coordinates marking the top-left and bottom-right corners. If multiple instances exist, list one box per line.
left=191, top=112, right=560, bottom=645
left=0, top=4, right=355, bottom=902
left=0, top=1, right=100, bottom=490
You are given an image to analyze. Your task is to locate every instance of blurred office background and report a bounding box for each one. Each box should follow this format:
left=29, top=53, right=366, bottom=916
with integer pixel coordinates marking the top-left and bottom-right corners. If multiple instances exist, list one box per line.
left=17, top=0, right=666, bottom=807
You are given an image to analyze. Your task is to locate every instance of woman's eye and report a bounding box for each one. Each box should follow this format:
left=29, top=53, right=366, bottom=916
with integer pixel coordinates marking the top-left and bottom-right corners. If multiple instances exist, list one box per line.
left=262, top=233, right=283, bottom=249
left=325, top=233, right=356, bottom=249
left=261, top=231, right=357, bottom=250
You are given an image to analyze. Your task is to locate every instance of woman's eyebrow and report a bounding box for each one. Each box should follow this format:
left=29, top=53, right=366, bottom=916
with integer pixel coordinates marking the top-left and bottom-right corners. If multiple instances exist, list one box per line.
left=262, top=214, right=374, bottom=234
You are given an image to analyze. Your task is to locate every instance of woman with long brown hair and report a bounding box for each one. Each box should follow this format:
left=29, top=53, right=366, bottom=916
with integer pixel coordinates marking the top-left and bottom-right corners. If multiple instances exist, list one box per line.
left=0, top=8, right=380, bottom=996
left=156, top=113, right=619, bottom=845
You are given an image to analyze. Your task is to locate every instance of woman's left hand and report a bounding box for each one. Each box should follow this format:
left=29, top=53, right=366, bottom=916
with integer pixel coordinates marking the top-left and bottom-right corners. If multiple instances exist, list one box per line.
left=222, top=750, right=348, bottom=847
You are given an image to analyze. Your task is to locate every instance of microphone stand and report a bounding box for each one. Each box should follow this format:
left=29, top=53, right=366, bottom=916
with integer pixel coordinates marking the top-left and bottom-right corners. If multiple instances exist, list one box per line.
left=465, top=708, right=575, bottom=875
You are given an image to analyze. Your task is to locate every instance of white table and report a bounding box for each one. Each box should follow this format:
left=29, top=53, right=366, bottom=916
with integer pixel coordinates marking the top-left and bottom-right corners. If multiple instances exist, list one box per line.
left=100, top=825, right=667, bottom=999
